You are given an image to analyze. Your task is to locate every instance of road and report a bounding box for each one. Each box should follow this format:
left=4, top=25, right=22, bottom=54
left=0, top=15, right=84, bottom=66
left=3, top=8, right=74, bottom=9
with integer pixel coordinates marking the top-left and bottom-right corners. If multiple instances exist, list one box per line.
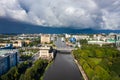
left=54, top=37, right=67, bottom=48
left=44, top=37, right=83, bottom=80
left=54, top=37, right=74, bottom=52
left=32, top=52, right=39, bottom=62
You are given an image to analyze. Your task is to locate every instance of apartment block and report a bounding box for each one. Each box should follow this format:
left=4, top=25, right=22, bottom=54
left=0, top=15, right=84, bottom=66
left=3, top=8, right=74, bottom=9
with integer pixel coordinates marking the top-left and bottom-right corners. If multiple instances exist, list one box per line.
left=40, top=34, right=51, bottom=44
left=39, top=46, right=53, bottom=60
left=0, top=49, right=19, bottom=75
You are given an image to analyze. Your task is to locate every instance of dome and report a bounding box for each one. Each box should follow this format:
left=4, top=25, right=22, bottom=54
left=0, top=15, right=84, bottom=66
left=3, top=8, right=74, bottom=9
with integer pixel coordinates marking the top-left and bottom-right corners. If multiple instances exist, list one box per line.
left=69, top=37, right=76, bottom=43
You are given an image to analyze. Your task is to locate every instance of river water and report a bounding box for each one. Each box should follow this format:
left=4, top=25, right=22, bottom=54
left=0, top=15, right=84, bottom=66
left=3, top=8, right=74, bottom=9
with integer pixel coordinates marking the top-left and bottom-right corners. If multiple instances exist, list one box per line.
left=44, top=53, right=83, bottom=80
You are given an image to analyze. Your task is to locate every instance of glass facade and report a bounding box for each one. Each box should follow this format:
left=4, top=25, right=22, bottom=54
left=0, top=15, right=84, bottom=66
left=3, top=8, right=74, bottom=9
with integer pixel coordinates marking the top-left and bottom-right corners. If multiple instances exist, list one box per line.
left=0, top=50, right=18, bottom=75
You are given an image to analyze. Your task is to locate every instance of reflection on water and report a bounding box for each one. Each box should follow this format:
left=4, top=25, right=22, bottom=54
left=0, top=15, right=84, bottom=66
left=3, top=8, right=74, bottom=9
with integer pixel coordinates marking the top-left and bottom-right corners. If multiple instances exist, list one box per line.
left=44, top=53, right=83, bottom=80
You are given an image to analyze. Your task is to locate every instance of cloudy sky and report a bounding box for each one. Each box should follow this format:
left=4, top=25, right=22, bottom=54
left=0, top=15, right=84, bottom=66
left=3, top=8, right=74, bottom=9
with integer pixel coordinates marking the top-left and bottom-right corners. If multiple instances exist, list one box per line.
left=0, top=0, right=120, bottom=30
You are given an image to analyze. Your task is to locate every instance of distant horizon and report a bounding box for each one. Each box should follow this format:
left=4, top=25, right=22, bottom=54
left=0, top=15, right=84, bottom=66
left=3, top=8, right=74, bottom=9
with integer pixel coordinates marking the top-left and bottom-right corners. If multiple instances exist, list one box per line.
left=0, top=17, right=120, bottom=34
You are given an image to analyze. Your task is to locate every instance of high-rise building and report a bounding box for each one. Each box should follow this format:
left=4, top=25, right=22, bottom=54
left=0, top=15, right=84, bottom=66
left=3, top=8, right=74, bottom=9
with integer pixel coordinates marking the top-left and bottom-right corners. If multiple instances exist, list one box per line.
left=0, top=49, right=19, bottom=75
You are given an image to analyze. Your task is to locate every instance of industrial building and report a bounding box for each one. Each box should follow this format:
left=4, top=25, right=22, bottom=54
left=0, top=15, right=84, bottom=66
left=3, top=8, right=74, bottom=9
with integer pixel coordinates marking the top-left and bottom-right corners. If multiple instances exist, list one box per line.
left=0, top=49, right=19, bottom=75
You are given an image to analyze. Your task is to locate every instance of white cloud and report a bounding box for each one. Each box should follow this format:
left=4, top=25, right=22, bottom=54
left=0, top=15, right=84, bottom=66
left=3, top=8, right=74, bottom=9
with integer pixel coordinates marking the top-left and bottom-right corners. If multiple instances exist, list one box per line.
left=0, top=0, right=120, bottom=30
left=102, top=9, right=120, bottom=30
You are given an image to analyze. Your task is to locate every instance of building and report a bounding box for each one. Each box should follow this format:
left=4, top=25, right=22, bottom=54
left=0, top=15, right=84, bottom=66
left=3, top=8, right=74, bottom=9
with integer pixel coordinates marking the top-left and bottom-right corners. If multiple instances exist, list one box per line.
left=0, top=44, right=14, bottom=49
left=115, top=34, right=120, bottom=47
left=69, top=37, right=76, bottom=43
left=72, top=35, right=90, bottom=41
left=40, top=34, right=51, bottom=44
left=65, top=34, right=71, bottom=38
left=12, top=40, right=31, bottom=47
left=88, top=41, right=106, bottom=46
left=0, top=39, right=31, bottom=48
left=17, top=34, right=40, bottom=40
left=39, top=46, right=53, bottom=60
left=0, top=49, right=19, bottom=75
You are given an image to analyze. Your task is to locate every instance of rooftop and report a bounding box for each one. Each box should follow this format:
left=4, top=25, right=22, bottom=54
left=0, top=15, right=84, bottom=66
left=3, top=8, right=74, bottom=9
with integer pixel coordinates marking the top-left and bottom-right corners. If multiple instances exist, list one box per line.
left=39, top=46, right=50, bottom=50
left=0, top=49, right=18, bottom=60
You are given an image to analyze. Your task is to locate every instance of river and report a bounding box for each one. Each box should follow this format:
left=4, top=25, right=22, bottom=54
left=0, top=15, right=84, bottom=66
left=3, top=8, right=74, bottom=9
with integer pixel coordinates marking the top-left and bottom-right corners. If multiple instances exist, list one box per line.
left=44, top=52, right=83, bottom=80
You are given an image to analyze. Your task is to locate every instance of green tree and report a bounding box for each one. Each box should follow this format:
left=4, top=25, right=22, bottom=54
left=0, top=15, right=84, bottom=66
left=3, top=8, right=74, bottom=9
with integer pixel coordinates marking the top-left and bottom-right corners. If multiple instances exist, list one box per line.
left=79, top=39, right=88, bottom=45
left=19, top=74, right=24, bottom=80
left=94, top=65, right=111, bottom=80
left=1, top=67, right=19, bottom=80
left=23, top=59, right=48, bottom=80
left=24, top=68, right=35, bottom=80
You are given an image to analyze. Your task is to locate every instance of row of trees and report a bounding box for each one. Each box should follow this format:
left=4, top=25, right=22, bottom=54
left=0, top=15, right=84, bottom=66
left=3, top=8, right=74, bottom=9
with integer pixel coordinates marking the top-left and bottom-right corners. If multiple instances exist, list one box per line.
left=27, top=38, right=40, bottom=47
left=0, top=61, right=32, bottom=80
left=0, top=59, right=49, bottom=80
left=20, top=54, right=32, bottom=61
left=73, top=44, right=120, bottom=80
left=21, top=59, right=48, bottom=80
left=19, top=49, right=39, bottom=61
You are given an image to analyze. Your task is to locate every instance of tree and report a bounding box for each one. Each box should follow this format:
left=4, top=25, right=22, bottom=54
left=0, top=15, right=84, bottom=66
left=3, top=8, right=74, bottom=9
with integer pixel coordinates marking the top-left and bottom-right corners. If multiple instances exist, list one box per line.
left=23, top=59, right=48, bottom=80
left=1, top=67, right=19, bottom=80
left=20, top=55, right=32, bottom=61
left=73, top=44, right=120, bottom=80
left=24, top=68, right=35, bottom=80
left=79, top=39, right=88, bottom=45
left=17, top=61, right=32, bottom=74
left=19, top=74, right=24, bottom=80
left=94, top=65, right=111, bottom=80
left=95, top=49, right=104, bottom=58
left=86, top=68, right=95, bottom=80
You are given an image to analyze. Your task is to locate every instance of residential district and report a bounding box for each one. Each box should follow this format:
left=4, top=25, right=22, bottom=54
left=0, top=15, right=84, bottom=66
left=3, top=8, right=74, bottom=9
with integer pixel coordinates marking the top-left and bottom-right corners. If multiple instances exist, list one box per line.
left=0, top=33, right=120, bottom=80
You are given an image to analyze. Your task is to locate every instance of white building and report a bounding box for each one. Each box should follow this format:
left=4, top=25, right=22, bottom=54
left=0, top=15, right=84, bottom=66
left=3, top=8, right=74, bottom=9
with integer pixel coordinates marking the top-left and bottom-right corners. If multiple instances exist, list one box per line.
left=39, top=46, right=53, bottom=60
left=72, top=35, right=90, bottom=40
left=88, top=41, right=106, bottom=45
left=65, top=34, right=71, bottom=38
left=115, top=34, right=120, bottom=47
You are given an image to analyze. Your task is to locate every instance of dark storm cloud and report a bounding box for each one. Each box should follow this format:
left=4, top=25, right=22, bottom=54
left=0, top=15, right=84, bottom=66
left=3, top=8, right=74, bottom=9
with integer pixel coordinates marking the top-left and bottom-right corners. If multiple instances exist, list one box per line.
left=0, top=0, right=120, bottom=30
